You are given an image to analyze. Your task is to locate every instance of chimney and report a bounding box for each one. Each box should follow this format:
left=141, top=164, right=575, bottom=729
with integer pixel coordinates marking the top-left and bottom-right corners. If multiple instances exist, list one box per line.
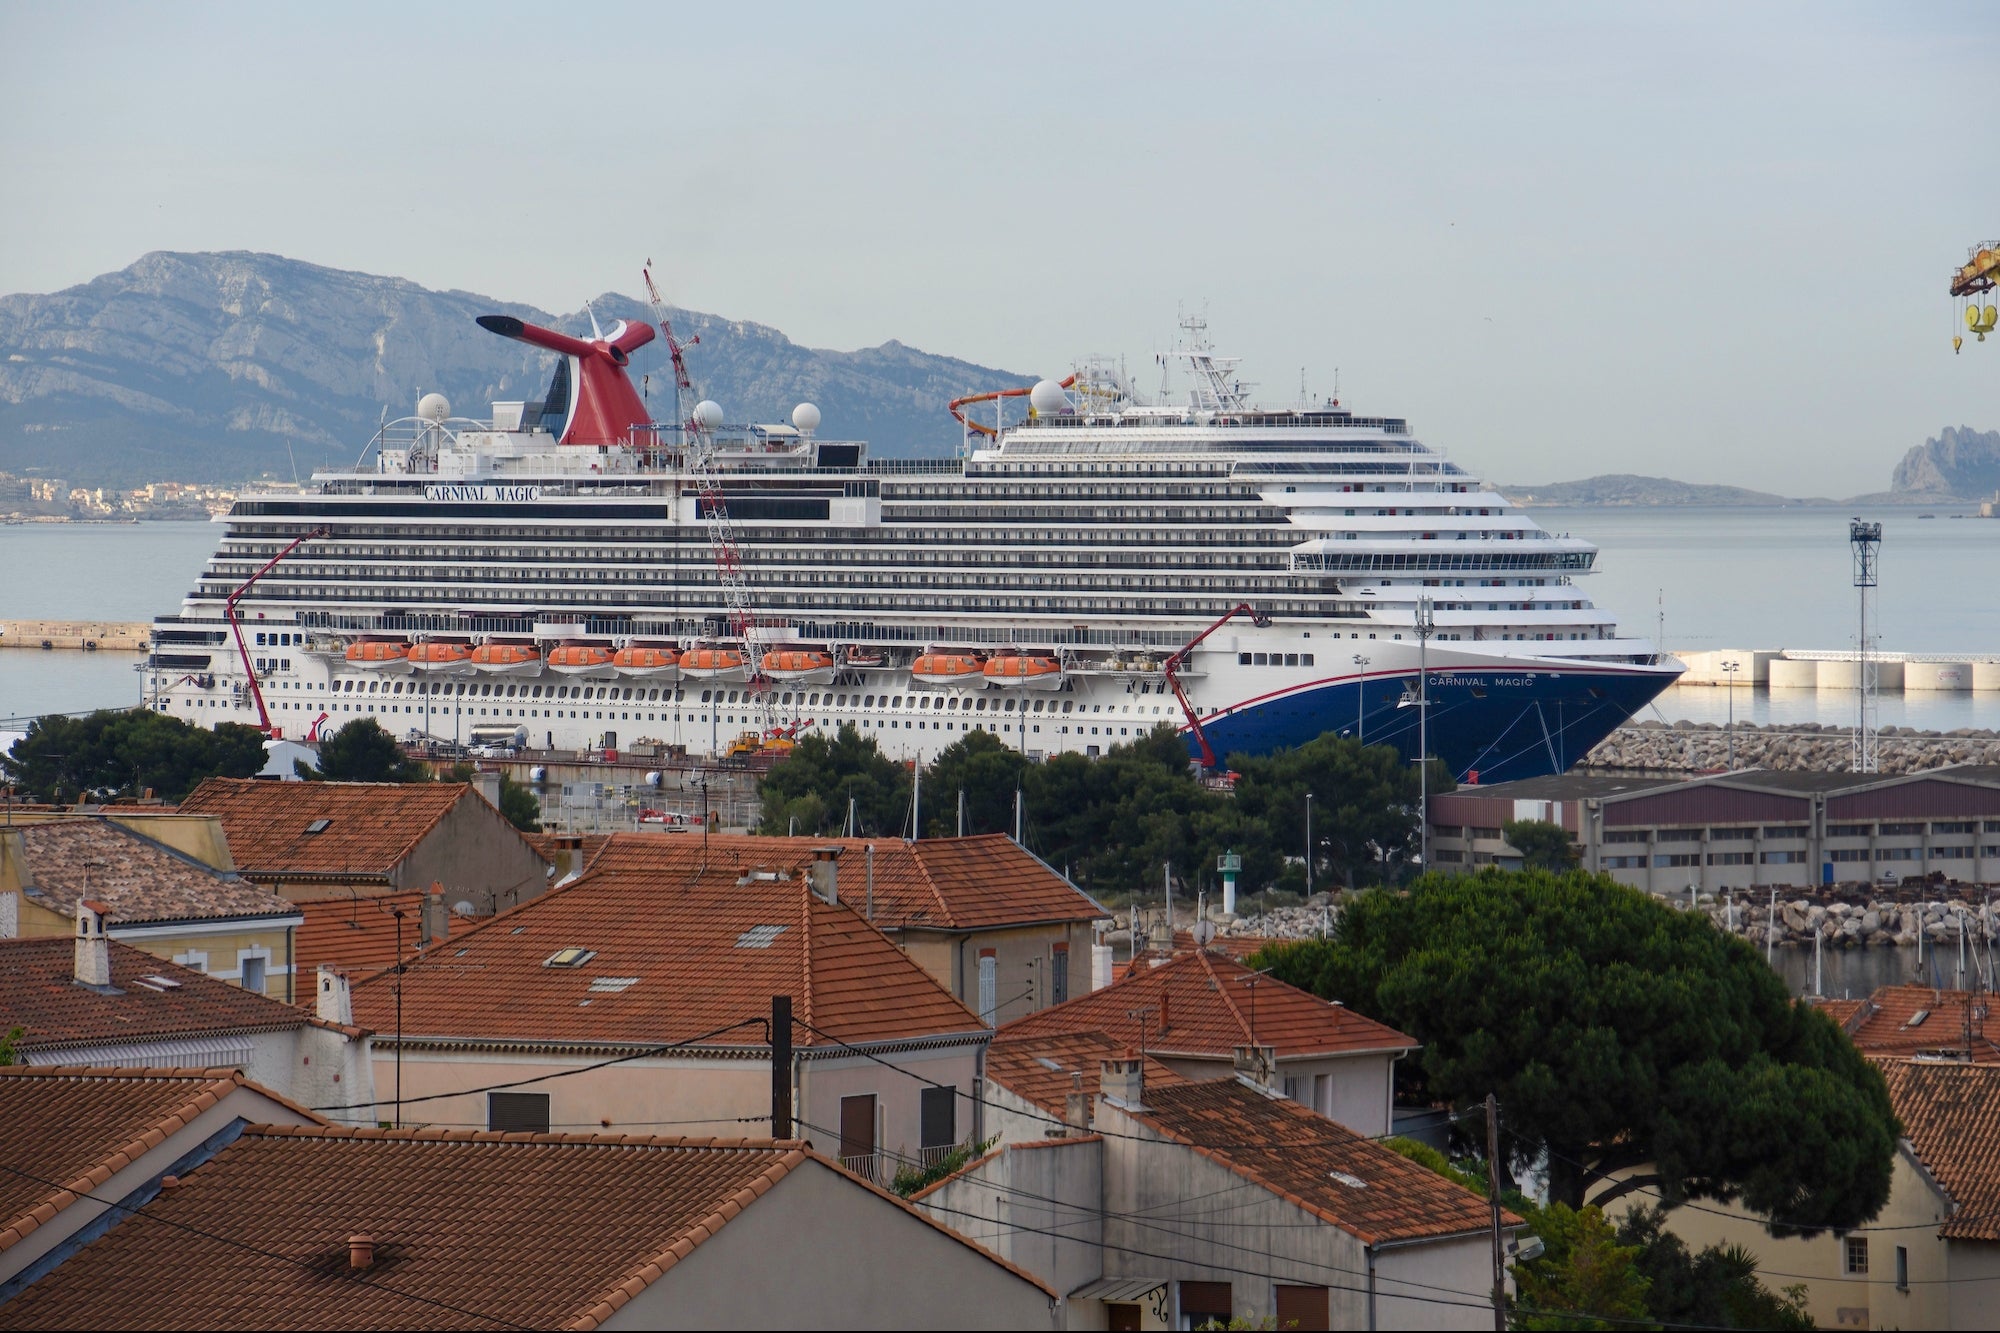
left=808, top=846, right=842, bottom=905
left=1062, top=1071, right=1093, bottom=1135
left=422, top=884, right=448, bottom=947
left=1099, top=1052, right=1146, bottom=1109
left=348, top=1234, right=376, bottom=1270
left=317, top=965, right=354, bottom=1025
left=73, top=899, right=112, bottom=988
left=1232, top=1043, right=1277, bottom=1089
left=547, top=834, right=584, bottom=884
left=470, top=769, right=501, bottom=808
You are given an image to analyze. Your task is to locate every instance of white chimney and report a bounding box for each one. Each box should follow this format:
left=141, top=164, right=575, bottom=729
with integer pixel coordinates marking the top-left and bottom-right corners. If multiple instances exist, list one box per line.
left=1232, top=1043, right=1278, bottom=1089
left=1099, top=1052, right=1146, bottom=1109
left=74, top=899, right=112, bottom=988
left=808, top=847, right=841, bottom=905
left=470, top=769, right=502, bottom=808
left=317, top=964, right=354, bottom=1025
left=1063, top=1071, right=1093, bottom=1135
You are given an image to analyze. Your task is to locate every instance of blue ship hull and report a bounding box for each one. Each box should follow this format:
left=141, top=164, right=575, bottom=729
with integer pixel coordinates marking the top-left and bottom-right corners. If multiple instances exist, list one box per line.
left=1192, top=664, right=1676, bottom=784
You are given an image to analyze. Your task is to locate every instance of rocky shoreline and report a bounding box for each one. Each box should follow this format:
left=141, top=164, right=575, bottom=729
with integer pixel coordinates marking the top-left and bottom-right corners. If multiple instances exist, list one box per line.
left=1580, top=719, right=2000, bottom=776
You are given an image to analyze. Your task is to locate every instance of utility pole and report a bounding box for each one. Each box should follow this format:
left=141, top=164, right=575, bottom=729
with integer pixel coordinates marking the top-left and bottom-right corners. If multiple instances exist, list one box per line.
left=1305, top=791, right=1314, bottom=898
left=770, top=996, right=794, bottom=1138
left=1352, top=654, right=1370, bottom=743
left=1485, top=1092, right=1505, bottom=1331
left=958, top=788, right=966, bottom=837
left=1417, top=596, right=1435, bottom=870
left=1014, top=787, right=1023, bottom=844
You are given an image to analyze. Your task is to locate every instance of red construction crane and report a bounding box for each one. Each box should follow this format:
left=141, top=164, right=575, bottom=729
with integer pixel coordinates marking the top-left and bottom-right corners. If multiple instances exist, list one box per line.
left=224, top=528, right=327, bottom=736
left=1163, top=602, right=1271, bottom=770
left=641, top=260, right=700, bottom=433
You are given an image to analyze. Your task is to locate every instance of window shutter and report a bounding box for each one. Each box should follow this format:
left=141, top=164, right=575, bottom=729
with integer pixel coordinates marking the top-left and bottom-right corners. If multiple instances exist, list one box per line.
left=487, top=1092, right=550, bottom=1133
left=977, top=951, right=997, bottom=1024
left=921, top=1085, right=957, bottom=1151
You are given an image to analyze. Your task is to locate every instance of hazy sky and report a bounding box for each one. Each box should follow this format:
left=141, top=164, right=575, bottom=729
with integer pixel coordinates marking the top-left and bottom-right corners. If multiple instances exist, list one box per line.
left=2, top=1, right=1994, bottom=494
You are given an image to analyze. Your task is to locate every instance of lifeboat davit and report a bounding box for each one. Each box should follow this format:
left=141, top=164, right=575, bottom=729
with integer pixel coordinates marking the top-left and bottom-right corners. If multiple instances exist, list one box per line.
left=345, top=640, right=414, bottom=674
left=613, top=645, right=682, bottom=680
left=471, top=643, right=543, bottom=676
left=762, top=649, right=837, bottom=684
left=911, top=652, right=985, bottom=686
left=984, top=654, right=1064, bottom=690
left=681, top=647, right=750, bottom=681
left=547, top=644, right=616, bottom=677
left=408, top=641, right=475, bottom=673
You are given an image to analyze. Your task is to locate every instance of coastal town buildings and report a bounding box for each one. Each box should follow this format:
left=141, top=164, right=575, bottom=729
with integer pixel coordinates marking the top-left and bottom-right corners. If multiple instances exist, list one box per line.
left=0, top=930, right=374, bottom=1119
left=916, top=1055, right=1521, bottom=1330
left=0, top=815, right=300, bottom=999
left=1427, top=764, right=2000, bottom=892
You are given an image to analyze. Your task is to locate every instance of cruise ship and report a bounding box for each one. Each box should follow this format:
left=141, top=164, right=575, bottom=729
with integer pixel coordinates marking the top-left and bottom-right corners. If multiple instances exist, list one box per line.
left=145, top=308, right=1680, bottom=783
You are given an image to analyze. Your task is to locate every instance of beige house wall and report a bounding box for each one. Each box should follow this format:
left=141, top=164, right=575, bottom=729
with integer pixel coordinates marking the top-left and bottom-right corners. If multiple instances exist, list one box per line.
left=369, top=1041, right=982, bottom=1162
left=1606, top=1147, right=1952, bottom=1330
left=915, top=1138, right=1105, bottom=1309
left=1946, top=1243, right=2000, bottom=1330
left=599, top=1157, right=1059, bottom=1331
left=0, top=1082, right=313, bottom=1289
left=0, top=892, right=299, bottom=1002
left=1149, top=1051, right=1397, bottom=1138
left=898, top=921, right=1094, bottom=1027
left=389, top=796, right=550, bottom=913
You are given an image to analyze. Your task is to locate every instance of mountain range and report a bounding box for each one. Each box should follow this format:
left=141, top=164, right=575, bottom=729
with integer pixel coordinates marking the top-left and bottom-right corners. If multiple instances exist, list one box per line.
left=0, top=252, right=1021, bottom=488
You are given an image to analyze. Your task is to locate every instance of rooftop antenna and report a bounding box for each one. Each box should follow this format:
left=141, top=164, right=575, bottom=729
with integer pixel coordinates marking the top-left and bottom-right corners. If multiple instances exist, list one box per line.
left=1850, top=519, right=1882, bottom=773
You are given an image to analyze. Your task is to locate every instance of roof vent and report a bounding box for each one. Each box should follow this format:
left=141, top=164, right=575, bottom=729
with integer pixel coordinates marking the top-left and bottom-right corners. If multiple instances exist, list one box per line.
left=543, top=947, right=596, bottom=968
left=305, top=818, right=331, bottom=835
left=1329, top=1171, right=1369, bottom=1189
left=348, top=1234, right=376, bottom=1270
left=734, top=925, right=788, bottom=949
left=587, top=977, right=639, bottom=993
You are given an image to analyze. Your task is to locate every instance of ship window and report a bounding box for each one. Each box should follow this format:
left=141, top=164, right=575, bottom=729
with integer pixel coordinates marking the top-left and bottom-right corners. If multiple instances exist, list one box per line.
left=392, top=681, right=403, bottom=694
left=892, top=696, right=903, bottom=708
left=481, top=683, right=493, bottom=696
left=1062, top=700, right=1073, bottom=713
left=1239, top=653, right=1252, bottom=665
left=1285, top=654, right=1299, bottom=667
left=976, top=698, right=989, bottom=711
left=506, top=685, right=518, bottom=697
left=368, top=680, right=380, bottom=693
left=808, top=693, right=820, bottom=706
left=1303, top=654, right=1314, bottom=666
left=700, top=690, right=712, bottom=703
left=531, top=686, right=542, bottom=697
left=649, top=689, right=660, bottom=701
left=1253, top=653, right=1267, bottom=665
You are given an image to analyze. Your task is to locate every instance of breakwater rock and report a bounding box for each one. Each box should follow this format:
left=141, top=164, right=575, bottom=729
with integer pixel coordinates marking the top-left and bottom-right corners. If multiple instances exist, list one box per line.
left=1689, top=888, right=1998, bottom=952
left=1582, top=720, right=2000, bottom=775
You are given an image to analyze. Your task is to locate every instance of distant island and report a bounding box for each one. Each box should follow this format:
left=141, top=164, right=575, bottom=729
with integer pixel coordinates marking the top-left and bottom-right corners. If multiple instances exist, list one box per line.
left=1505, top=427, right=2000, bottom=507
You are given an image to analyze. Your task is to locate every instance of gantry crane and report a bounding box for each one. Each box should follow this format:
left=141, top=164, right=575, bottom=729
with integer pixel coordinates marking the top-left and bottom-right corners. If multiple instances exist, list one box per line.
left=224, top=527, right=327, bottom=736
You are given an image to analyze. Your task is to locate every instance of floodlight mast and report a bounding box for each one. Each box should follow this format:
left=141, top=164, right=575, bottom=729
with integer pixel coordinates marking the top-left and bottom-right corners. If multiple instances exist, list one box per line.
left=1851, top=520, right=1882, bottom=774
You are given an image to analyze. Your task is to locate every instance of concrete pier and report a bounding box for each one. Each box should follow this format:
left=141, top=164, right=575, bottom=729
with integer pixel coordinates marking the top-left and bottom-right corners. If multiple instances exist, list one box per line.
left=0, top=620, right=149, bottom=652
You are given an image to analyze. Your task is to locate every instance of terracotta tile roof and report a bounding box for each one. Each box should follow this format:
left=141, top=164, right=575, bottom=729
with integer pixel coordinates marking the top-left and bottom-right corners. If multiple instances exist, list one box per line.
left=985, top=1029, right=1188, bottom=1122
left=294, top=892, right=427, bottom=981
left=0, top=1067, right=319, bottom=1256
left=526, top=832, right=614, bottom=871
left=1115, top=930, right=1275, bottom=981
left=0, top=1128, right=813, bottom=1330
left=1124, top=1078, right=1519, bottom=1246
left=0, top=939, right=312, bottom=1054
left=178, top=777, right=482, bottom=877
left=996, top=948, right=1417, bottom=1061
left=4, top=819, right=293, bottom=927
left=579, top=833, right=1107, bottom=931
left=348, top=854, right=986, bottom=1050
left=1878, top=1060, right=2000, bottom=1240
left=1810, top=997, right=1868, bottom=1030
left=1844, top=986, right=2000, bottom=1065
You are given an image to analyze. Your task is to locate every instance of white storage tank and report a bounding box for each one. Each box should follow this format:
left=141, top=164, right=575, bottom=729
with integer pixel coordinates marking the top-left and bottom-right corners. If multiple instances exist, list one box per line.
left=1818, top=659, right=1905, bottom=690
left=1972, top=661, right=2000, bottom=692
left=1906, top=661, right=1972, bottom=691
left=1767, top=658, right=1819, bottom=689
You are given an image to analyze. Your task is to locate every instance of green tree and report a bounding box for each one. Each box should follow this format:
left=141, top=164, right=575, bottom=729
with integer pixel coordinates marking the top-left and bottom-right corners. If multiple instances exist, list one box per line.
left=1502, top=819, right=1581, bottom=871
left=1616, top=1206, right=1813, bottom=1330
left=1511, top=1201, right=1652, bottom=1332
left=1258, top=869, right=1898, bottom=1231
left=296, top=718, right=428, bottom=783
left=757, top=724, right=911, bottom=837
left=1228, top=733, right=1443, bottom=890
left=921, top=730, right=1030, bottom=838
left=0, top=1025, right=23, bottom=1067
left=1, top=709, right=265, bottom=802
left=440, top=762, right=542, bottom=833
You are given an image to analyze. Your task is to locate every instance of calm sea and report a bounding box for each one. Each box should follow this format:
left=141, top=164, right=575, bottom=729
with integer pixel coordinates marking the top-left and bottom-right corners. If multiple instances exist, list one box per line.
left=1, top=508, right=1996, bottom=727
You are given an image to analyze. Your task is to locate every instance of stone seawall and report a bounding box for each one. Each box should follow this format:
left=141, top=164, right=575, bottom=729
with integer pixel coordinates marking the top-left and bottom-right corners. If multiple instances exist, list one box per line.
left=0, top=620, right=149, bottom=652
left=1582, top=719, right=2000, bottom=775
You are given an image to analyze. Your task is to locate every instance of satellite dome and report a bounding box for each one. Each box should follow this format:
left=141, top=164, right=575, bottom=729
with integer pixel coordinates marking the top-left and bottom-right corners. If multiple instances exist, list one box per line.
left=417, top=392, right=451, bottom=423
left=792, top=402, right=822, bottom=433
left=692, top=400, right=725, bottom=430
left=1027, top=379, right=1067, bottom=416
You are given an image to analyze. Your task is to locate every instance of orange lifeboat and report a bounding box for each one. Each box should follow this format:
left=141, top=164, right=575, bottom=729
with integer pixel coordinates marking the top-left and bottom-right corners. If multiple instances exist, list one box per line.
left=911, top=652, right=984, bottom=686
left=470, top=642, right=543, bottom=676
left=547, top=643, right=616, bottom=677
left=984, top=653, right=1064, bottom=690
left=407, top=641, right=474, bottom=673
left=345, top=640, right=413, bottom=674
left=762, top=649, right=836, bottom=684
left=680, top=646, right=750, bottom=681
left=612, top=645, right=681, bottom=679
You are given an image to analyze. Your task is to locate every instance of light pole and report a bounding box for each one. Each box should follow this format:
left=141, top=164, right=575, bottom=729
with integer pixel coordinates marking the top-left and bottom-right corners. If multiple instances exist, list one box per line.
left=1305, top=791, right=1314, bottom=898
left=1721, top=661, right=1739, bottom=769
left=1416, top=597, right=1434, bottom=871
left=1353, top=654, right=1371, bottom=744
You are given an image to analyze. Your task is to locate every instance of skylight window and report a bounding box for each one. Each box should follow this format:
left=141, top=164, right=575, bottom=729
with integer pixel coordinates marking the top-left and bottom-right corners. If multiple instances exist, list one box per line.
left=543, top=947, right=596, bottom=968
left=587, top=977, right=639, bottom=994
left=1906, top=1009, right=1930, bottom=1029
left=1328, top=1171, right=1368, bottom=1189
left=132, top=975, right=183, bottom=992
left=304, top=818, right=331, bottom=835
left=734, top=925, right=788, bottom=949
